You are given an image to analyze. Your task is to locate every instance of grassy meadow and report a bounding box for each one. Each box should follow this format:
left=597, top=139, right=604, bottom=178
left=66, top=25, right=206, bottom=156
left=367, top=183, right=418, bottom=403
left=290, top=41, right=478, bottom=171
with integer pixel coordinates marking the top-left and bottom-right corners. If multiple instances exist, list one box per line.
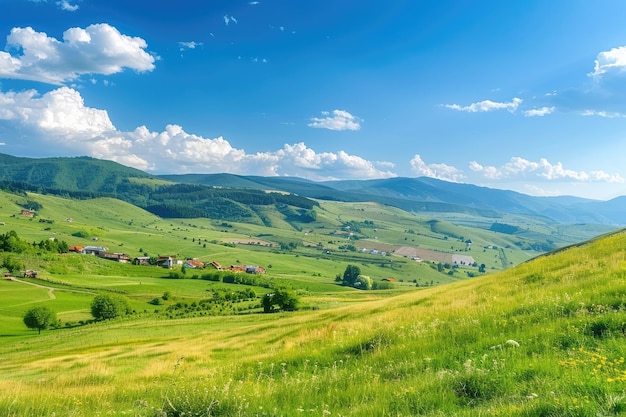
left=1, top=190, right=625, bottom=415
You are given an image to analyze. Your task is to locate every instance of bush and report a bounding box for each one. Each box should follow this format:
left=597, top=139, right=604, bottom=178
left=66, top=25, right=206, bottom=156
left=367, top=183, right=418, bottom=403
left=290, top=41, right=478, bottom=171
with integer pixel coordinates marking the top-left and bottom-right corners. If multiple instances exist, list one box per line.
left=91, top=294, right=132, bottom=320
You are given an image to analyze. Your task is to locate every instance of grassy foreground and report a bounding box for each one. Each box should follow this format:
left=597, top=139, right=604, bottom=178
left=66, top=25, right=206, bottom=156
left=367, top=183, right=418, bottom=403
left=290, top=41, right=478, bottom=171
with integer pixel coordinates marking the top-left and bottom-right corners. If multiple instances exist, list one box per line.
left=2, top=227, right=626, bottom=415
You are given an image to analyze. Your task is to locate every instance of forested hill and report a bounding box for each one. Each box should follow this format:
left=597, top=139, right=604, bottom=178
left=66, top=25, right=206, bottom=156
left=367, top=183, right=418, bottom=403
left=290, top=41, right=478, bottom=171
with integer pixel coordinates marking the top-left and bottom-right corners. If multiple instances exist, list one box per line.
left=2, top=153, right=626, bottom=225
left=0, top=154, right=151, bottom=192
left=161, top=173, right=626, bottom=225
left=0, top=154, right=318, bottom=223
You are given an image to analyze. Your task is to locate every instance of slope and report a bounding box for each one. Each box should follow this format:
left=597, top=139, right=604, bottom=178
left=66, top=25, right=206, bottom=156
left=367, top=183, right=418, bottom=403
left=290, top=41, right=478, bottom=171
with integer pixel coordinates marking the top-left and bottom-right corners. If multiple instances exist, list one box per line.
left=2, top=225, right=626, bottom=415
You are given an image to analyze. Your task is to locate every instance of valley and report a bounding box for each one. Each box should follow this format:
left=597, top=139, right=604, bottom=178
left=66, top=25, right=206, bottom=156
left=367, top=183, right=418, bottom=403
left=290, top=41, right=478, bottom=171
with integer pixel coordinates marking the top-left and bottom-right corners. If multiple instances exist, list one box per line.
left=0, top=155, right=624, bottom=416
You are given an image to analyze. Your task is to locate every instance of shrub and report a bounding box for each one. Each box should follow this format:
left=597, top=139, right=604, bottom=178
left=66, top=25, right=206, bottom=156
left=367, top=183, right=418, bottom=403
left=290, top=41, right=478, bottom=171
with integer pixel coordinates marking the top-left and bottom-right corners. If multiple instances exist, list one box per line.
left=91, top=294, right=132, bottom=320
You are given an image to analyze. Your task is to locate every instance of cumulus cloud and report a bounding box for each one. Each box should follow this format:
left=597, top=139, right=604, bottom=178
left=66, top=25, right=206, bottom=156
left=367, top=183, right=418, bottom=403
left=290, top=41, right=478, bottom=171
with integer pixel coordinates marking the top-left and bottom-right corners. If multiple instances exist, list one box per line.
left=308, top=109, right=362, bottom=131
left=589, top=45, right=626, bottom=79
left=0, top=86, right=396, bottom=180
left=469, top=157, right=624, bottom=183
left=410, top=155, right=464, bottom=182
left=0, top=24, right=155, bottom=84
left=523, top=106, right=555, bottom=117
left=0, top=87, right=114, bottom=137
left=444, top=97, right=522, bottom=113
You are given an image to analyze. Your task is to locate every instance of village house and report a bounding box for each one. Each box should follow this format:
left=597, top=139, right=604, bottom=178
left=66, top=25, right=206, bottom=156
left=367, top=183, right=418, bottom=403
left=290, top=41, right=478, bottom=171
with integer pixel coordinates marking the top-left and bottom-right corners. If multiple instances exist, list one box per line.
left=100, top=253, right=131, bottom=263
left=20, top=209, right=35, bottom=217
left=209, top=261, right=223, bottom=270
left=228, top=264, right=266, bottom=274
left=184, top=258, right=205, bottom=269
left=156, top=256, right=176, bottom=269
left=133, top=256, right=151, bottom=266
left=82, top=246, right=108, bottom=256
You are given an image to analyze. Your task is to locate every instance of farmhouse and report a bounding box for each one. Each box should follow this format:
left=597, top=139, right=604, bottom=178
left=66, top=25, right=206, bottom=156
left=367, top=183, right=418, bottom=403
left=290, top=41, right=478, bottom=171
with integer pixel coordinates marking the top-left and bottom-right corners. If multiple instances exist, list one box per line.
left=20, top=209, right=35, bottom=217
left=82, top=246, right=108, bottom=256
left=100, top=253, right=131, bottom=263
left=133, top=256, right=151, bottom=266
left=184, top=258, right=205, bottom=269
left=209, top=261, right=223, bottom=270
left=228, top=265, right=266, bottom=274
left=156, top=256, right=176, bottom=269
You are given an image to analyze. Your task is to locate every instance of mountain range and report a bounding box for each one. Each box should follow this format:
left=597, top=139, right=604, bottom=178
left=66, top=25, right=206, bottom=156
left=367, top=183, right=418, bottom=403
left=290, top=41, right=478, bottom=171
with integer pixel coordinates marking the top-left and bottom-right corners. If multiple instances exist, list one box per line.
left=1, top=152, right=624, bottom=225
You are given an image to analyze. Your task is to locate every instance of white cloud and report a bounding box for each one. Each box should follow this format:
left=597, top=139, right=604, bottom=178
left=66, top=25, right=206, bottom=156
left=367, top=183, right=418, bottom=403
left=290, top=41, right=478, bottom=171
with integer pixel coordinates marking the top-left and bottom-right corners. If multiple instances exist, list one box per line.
left=0, top=24, right=155, bottom=84
left=444, top=97, right=522, bottom=113
left=178, top=41, right=203, bottom=51
left=410, top=155, right=464, bottom=182
left=308, top=109, right=362, bottom=131
left=0, top=87, right=114, bottom=137
left=0, top=87, right=396, bottom=180
left=581, top=110, right=626, bottom=118
left=469, top=157, right=625, bottom=183
left=249, top=1, right=260, bottom=4
left=523, top=106, right=555, bottom=117
left=589, top=45, right=626, bottom=79
left=56, top=0, right=78, bottom=11
left=224, top=15, right=238, bottom=26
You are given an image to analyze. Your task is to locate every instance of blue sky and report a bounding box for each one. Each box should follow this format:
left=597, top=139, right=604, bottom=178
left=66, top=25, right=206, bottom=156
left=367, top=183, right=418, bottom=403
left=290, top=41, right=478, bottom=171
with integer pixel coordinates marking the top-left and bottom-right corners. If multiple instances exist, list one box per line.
left=1, top=0, right=626, bottom=199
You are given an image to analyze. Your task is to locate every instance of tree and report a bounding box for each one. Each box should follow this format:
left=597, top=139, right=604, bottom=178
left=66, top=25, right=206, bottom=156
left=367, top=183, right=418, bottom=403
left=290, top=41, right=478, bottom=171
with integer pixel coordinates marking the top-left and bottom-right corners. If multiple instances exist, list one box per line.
left=342, top=264, right=361, bottom=286
left=91, top=294, right=132, bottom=320
left=354, top=275, right=373, bottom=290
left=478, top=263, right=486, bottom=273
left=23, top=306, right=56, bottom=334
left=262, top=288, right=300, bottom=313
left=2, top=255, right=24, bottom=274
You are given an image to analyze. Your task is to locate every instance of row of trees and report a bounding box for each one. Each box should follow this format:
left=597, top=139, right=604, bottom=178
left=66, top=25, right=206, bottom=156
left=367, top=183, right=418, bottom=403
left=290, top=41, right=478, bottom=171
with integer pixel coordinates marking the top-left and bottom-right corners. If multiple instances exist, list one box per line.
left=23, top=294, right=133, bottom=334
left=24, top=285, right=301, bottom=334
left=1, top=230, right=69, bottom=256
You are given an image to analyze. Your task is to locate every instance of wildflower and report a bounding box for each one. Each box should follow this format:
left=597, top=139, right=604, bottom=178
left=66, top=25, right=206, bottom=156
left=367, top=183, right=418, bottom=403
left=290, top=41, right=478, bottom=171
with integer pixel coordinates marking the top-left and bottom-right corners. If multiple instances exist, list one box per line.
left=505, top=339, right=520, bottom=347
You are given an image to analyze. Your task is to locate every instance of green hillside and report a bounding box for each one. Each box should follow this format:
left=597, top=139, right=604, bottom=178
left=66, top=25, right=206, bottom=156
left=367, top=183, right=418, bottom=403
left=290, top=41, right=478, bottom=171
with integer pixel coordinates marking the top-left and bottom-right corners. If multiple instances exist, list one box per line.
left=0, top=153, right=152, bottom=192
left=2, top=196, right=626, bottom=415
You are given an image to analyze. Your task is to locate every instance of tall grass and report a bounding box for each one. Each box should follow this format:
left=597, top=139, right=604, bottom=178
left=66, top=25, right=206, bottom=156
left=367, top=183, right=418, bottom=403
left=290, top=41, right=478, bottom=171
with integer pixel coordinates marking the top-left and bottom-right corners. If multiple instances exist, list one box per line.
left=2, top=230, right=626, bottom=415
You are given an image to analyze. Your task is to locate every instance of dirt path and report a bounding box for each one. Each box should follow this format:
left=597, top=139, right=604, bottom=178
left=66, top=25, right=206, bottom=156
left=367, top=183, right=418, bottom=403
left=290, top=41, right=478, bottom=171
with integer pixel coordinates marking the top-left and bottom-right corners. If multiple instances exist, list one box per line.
left=10, top=277, right=57, bottom=300
left=8, top=277, right=96, bottom=299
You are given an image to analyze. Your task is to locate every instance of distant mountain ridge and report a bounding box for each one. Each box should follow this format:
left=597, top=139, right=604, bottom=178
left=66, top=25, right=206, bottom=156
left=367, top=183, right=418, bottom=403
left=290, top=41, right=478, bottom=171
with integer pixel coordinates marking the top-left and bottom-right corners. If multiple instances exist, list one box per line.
left=0, top=153, right=624, bottom=225
left=159, top=173, right=626, bottom=225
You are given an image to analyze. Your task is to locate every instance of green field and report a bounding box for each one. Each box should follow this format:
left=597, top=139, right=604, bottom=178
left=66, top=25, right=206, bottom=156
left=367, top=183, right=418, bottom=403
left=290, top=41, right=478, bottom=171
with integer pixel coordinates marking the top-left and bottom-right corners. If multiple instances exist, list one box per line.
left=1, top=190, right=624, bottom=415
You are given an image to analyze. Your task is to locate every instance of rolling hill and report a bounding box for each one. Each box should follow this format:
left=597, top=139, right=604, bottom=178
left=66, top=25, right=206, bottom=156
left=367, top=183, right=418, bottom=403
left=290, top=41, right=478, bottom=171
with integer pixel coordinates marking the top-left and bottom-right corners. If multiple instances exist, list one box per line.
left=161, top=173, right=626, bottom=225
left=2, top=215, right=626, bottom=415
left=2, top=152, right=625, bottom=225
